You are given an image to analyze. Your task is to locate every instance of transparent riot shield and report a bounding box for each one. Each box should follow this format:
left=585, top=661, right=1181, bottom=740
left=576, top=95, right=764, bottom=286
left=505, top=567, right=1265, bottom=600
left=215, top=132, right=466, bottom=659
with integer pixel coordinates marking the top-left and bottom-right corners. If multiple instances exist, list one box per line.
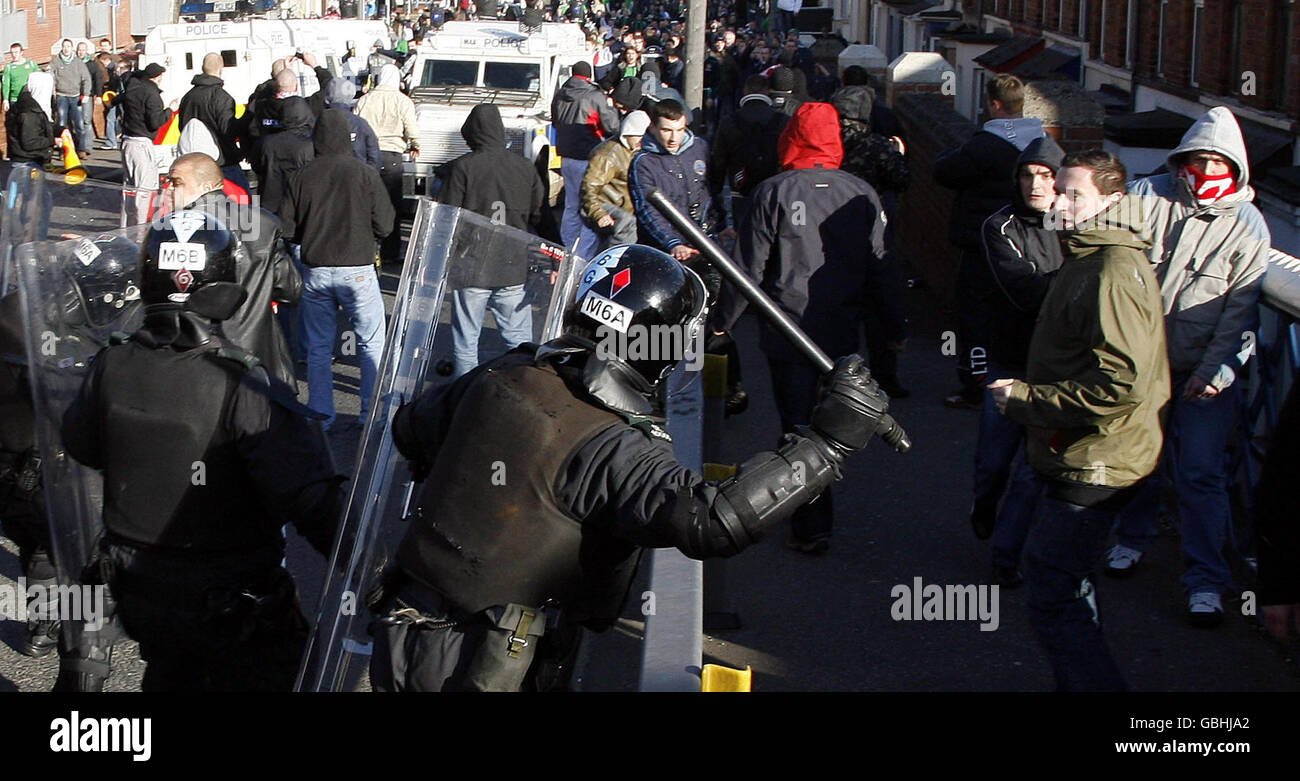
left=15, top=222, right=147, bottom=657
left=297, top=201, right=587, bottom=692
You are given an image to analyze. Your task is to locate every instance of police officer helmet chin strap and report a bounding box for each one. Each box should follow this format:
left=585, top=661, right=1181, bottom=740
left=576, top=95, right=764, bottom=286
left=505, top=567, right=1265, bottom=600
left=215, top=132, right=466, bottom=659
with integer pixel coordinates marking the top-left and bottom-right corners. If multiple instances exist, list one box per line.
left=140, top=303, right=214, bottom=349
left=535, top=334, right=660, bottom=418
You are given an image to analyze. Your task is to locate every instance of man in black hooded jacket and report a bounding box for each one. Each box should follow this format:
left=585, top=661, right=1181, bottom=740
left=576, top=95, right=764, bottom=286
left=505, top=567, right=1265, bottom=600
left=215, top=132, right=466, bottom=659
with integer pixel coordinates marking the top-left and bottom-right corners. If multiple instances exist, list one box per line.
left=439, top=104, right=545, bottom=377
left=254, top=97, right=314, bottom=216
left=969, top=134, right=1065, bottom=585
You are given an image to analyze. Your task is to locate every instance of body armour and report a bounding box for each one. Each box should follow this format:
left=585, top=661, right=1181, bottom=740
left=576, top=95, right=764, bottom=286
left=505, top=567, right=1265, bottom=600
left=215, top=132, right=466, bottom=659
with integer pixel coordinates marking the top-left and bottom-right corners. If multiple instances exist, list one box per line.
left=396, top=350, right=644, bottom=624
left=90, top=341, right=272, bottom=552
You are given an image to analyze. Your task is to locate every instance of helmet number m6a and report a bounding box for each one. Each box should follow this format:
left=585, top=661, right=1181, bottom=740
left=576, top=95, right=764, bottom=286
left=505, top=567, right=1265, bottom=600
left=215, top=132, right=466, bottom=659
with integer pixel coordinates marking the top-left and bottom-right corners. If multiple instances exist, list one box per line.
left=156, top=242, right=208, bottom=271
left=579, top=292, right=633, bottom=333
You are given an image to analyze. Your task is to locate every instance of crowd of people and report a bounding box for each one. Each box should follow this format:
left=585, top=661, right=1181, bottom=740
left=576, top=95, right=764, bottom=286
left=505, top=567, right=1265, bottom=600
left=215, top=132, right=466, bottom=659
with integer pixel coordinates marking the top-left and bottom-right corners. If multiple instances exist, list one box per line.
left=0, top=0, right=1296, bottom=694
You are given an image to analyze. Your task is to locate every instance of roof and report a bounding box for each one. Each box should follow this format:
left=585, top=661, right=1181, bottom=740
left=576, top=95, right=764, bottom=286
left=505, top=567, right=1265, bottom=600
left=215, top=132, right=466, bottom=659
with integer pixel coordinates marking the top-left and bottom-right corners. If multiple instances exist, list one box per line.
left=1009, top=44, right=1081, bottom=80
left=974, top=34, right=1043, bottom=70
left=1104, top=108, right=1196, bottom=148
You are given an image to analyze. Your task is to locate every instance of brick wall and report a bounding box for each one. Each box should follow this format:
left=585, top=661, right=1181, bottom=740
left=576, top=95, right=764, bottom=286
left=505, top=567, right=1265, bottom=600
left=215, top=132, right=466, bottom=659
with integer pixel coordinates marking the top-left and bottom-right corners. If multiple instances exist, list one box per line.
left=892, top=92, right=973, bottom=303
left=14, top=1, right=135, bottom=64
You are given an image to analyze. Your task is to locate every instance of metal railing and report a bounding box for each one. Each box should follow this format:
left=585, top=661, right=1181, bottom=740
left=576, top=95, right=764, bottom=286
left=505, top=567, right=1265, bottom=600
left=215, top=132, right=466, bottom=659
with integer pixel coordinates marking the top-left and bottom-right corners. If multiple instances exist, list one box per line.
left=1241, top=249, right=1300, bottom=509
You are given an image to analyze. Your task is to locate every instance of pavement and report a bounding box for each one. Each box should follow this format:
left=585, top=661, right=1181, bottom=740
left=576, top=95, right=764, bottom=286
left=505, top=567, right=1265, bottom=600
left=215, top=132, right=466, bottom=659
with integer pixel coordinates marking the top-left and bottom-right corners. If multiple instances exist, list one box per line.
left=1, top=161, right=1297, bottom=693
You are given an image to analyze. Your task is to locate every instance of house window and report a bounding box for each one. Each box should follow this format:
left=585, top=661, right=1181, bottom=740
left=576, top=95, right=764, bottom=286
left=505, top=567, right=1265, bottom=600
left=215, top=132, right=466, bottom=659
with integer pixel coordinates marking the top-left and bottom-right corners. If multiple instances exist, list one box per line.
left=1125, top=0, right=1138, bottom=69
left=1099, top=0, right=1108, bottom=63
left=35, top=0, right=46, bottom=20
left=1080, top=0, right=1089, bottom=39
left=1190, top=0, right=1204, bottom=87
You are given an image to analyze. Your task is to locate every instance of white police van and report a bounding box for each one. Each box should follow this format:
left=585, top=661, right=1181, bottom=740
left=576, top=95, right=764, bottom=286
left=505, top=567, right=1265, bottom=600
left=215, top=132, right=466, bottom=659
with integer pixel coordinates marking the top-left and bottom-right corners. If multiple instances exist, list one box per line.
left=404, top=20, right=592, bottom=198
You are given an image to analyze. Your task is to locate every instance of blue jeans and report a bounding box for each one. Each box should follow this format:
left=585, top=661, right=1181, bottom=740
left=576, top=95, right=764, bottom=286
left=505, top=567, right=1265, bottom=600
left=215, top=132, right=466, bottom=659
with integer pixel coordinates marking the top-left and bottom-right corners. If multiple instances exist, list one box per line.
left=56, top=96, right=89, bottom=152
left=976, top=368, right=1039, bottom=568
left=103, top=104, right=119, bottom=148
left=300, top=264, right=387, bottom=428
left=1113, top=375, right=1239, bottom=596
left=1025, top=490, right=1128, bottom=691
left=451, top=284, right=533, bottom=378
left=560, top=158, right=598, bottom=261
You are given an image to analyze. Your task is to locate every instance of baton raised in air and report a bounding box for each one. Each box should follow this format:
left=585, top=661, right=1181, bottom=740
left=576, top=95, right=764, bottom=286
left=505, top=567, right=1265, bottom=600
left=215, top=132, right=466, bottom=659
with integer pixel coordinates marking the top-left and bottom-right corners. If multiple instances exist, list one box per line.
left=646, top=188, right=911, bottom=454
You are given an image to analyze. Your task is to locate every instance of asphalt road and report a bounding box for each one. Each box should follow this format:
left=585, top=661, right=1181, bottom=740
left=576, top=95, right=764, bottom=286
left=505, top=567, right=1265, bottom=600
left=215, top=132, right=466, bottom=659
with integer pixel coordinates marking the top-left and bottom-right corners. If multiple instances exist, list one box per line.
left=1, top=156, right=1297, bottom=693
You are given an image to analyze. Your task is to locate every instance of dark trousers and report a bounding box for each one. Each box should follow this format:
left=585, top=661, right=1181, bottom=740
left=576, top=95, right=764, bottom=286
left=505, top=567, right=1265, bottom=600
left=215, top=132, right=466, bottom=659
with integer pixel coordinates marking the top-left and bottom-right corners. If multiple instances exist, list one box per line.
left=108, top=543, right=307, bottom=692
left=954, top=248, right=994, bottom=399
left=379, top=150, right=405, bottom=261
left=1024, top=490, right=1128, bottom=691
left=765, top=353, right=834, bottom=541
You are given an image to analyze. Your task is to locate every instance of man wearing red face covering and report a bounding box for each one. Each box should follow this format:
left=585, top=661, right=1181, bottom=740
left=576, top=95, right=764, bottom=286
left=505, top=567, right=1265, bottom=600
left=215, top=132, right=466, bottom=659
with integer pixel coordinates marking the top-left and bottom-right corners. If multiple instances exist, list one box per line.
left=713, top=101, right=892, bottom=554
left=1107, top=107, right=1271, bottom=627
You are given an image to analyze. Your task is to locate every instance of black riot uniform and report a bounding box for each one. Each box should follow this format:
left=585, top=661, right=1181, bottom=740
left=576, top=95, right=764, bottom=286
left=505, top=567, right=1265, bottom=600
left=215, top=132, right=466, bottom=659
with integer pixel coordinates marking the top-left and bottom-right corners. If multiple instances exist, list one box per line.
left=60, top=215, right=345, bottom=692
left=371, top=244, right=893, bottom=692
left=0, top=291, right=60, bottom=658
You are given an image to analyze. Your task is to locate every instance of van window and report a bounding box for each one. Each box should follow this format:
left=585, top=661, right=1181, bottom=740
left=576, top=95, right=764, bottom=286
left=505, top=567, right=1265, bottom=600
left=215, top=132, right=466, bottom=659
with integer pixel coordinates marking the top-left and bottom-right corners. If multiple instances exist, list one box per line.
left=185, top=53, right=193, bottom=70
left=222, top=50, right=237, bottom=68
left=484, top=62, right=540, bottom=91
left=420, top=59, right=478, bottom=87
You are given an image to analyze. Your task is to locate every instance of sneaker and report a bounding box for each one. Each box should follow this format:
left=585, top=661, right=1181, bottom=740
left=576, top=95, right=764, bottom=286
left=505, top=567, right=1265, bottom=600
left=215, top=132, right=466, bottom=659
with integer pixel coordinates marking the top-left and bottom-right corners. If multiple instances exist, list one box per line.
left=785, top=535, right=830, bottom=555
left=1104, top=544, right=1143, bottom=577
left=969, top=496, right=997, bottom=540
left=1187, top=592, right=1224, bottom=628
left=992, top=564, right=1023, bottom=589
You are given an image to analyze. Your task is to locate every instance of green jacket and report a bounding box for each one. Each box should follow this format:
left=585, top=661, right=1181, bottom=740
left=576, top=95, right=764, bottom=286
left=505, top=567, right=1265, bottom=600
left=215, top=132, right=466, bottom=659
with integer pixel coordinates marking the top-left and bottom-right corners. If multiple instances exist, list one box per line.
left=1005, top=196, right=1170, bottom=490
left=2, top=59, right=41, bottom=104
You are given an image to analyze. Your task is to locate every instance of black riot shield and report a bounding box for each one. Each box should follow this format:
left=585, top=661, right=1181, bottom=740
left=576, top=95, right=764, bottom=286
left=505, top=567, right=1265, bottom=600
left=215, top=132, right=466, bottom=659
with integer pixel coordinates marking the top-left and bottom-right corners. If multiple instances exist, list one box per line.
left=15, top=219, right=147, bottom=662
left=296, top=201, right=588, bottom=691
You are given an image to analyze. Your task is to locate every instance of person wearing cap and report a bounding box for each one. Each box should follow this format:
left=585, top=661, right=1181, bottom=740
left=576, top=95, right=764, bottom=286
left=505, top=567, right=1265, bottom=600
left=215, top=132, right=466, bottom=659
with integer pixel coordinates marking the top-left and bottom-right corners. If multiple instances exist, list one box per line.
left=551, top=60, right=618, bottom=261
left=580, top=109, right=648, bottom=251
left=178, top=52, right=247, bottom=190
left=323, top=78, right=380, bottom=170
left=118, top=62, right=174, bottom=225
left=768, top=66, right=803, bottom=117
left=610, top=77, right=644, bottom=115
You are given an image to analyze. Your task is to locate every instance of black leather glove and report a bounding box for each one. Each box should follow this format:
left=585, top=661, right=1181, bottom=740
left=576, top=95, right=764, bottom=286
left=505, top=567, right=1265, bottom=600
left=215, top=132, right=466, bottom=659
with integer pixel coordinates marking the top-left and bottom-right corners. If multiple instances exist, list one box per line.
left=682, top=255, right=722, bottom=307
left=809, top=354, right=890, bottom=460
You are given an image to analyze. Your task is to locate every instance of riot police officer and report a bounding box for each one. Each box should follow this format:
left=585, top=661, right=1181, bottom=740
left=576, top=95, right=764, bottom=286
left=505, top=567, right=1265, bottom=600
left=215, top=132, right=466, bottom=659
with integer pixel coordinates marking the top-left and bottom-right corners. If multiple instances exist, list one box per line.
left=61, top=214, right=345, bottom=691
left=371, top=244, right=893, bottom=692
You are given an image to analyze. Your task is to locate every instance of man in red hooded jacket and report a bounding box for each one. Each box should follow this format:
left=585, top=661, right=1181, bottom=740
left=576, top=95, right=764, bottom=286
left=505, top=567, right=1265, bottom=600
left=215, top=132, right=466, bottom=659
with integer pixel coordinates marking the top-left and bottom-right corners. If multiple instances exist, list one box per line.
left=713, top=101, right=892, bottom=553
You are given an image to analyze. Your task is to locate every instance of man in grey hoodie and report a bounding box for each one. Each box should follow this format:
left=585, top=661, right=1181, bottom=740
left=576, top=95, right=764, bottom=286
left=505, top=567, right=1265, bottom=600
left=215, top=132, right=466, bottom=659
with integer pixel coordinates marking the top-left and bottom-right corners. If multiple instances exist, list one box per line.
left=1106, top=107, right=1271, bottom=628
left=50, top=38, right=92, bottom=156
left=933, top=74, right=1044, bottom=409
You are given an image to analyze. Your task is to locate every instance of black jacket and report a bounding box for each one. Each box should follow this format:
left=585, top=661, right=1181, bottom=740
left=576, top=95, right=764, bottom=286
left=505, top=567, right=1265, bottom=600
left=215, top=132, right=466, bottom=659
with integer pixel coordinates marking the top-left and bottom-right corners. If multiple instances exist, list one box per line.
left=980, top=134, right=1066, bottom=371
left=551, top=75, right=619, bottom=160
left=178, top=74, right=241, bottom=166
left=117, top=76, right=171, bottom=140
left=280, top=109, right=395, bottom=268
left=933, top=118, right=1044, bottom=250
left=255, top=97, right=315, bottom=216
left=5, top=90, right=52, bottom=165
left=708, top=97, right=788, bottom=198
left=439, top=104, right=545, bottom=288
left=185, top=190, right=301, bottom=392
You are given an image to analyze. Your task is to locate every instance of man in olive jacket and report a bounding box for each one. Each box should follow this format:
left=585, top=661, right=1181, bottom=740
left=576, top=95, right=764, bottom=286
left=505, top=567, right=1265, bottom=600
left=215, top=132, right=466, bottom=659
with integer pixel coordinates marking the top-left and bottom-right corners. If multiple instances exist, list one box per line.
left=991, top=150, right=1170, bottom=692
left=579, top=110, right=649, bottom=251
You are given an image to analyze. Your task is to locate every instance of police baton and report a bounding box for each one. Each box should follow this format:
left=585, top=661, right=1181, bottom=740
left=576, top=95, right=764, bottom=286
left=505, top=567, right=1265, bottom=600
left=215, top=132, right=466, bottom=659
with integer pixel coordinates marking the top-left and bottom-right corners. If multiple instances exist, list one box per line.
left=646, top=188, right=912, bottom=454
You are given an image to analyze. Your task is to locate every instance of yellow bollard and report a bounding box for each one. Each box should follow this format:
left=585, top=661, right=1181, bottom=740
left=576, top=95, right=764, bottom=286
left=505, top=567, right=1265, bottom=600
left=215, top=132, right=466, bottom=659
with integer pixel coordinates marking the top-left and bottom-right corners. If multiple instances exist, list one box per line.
left=701, top=664, right=752, bottom=692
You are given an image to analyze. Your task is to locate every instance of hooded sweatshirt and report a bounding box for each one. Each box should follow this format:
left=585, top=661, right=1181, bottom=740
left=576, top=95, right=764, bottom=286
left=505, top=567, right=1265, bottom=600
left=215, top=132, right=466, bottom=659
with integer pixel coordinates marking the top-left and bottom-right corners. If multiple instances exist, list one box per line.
left=50, top=52, right=90, bottom=98
left=324, top=78, right=381, bottom=169
left=981, top=133, right=1066, bottom=370
left=717, top=101, right=894, bottom=362
left=255, top=97, right=315, bottom=215
left=933, top=115, right=1045, bottom=250
left=280, top=109, right=395, bottom=268
left=5, top=73, right=53, bottom=165
left=438, top=104, right=545, bottom=288
left=178, top=119, right=251, bottom=204
left=355, top=64, right=420, bottom=155
left=1129, top=106, right=1271, bottom=389
left=1004, top=195, right=1169, bottom=502
left=551, top=73, right=620, bottom=160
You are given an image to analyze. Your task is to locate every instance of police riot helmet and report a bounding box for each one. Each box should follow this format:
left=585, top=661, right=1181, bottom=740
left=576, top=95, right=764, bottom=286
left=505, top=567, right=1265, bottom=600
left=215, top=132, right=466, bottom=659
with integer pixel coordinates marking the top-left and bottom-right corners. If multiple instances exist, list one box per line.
left=61, top=233, right=142, bottom=330
left=565, top=244, right=708, bottom=386
left=140, top=211, right=246, bottom=321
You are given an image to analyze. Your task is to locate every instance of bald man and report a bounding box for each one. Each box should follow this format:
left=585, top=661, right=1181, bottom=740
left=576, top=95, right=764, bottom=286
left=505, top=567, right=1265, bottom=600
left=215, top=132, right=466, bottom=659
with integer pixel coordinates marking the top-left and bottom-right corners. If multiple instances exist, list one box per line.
left=166, top=152, right=301, bottom=392
left=178, top=52, right=247, bottom=189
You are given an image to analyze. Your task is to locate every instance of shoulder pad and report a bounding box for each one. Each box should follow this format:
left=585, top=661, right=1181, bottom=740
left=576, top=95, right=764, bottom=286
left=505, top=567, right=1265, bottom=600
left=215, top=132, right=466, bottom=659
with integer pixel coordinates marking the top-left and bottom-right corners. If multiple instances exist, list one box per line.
left=209, top=346, right=262, bottom=372
left=108, top=331, right=133, bottom=345
left=621, top=413, right=673, bottom=444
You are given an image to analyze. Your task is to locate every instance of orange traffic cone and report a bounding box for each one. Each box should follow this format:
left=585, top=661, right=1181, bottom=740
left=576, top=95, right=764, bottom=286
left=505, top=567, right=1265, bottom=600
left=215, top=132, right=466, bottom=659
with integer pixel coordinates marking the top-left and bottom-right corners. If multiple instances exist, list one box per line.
left=58, top=129, right=87, bottom=185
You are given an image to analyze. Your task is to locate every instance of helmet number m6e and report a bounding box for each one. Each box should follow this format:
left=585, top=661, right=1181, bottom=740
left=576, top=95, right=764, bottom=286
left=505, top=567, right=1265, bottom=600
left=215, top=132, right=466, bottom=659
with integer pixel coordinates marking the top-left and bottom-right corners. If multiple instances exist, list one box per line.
left=156, top=242, right=208, bottom=272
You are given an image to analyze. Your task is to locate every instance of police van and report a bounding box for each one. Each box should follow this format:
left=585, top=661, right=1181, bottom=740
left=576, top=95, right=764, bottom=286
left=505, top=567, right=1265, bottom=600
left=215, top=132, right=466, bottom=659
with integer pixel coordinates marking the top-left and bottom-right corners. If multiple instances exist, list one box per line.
left=139, top=19, right=392, bottom=106
left=404, top=20, right=592, bottom=198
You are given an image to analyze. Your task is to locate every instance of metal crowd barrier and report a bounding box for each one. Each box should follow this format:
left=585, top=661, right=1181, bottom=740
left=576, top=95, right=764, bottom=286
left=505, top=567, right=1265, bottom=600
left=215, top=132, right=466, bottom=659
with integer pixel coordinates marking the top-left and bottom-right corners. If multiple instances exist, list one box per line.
left=1242, top=250, right=1300, bottom=504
